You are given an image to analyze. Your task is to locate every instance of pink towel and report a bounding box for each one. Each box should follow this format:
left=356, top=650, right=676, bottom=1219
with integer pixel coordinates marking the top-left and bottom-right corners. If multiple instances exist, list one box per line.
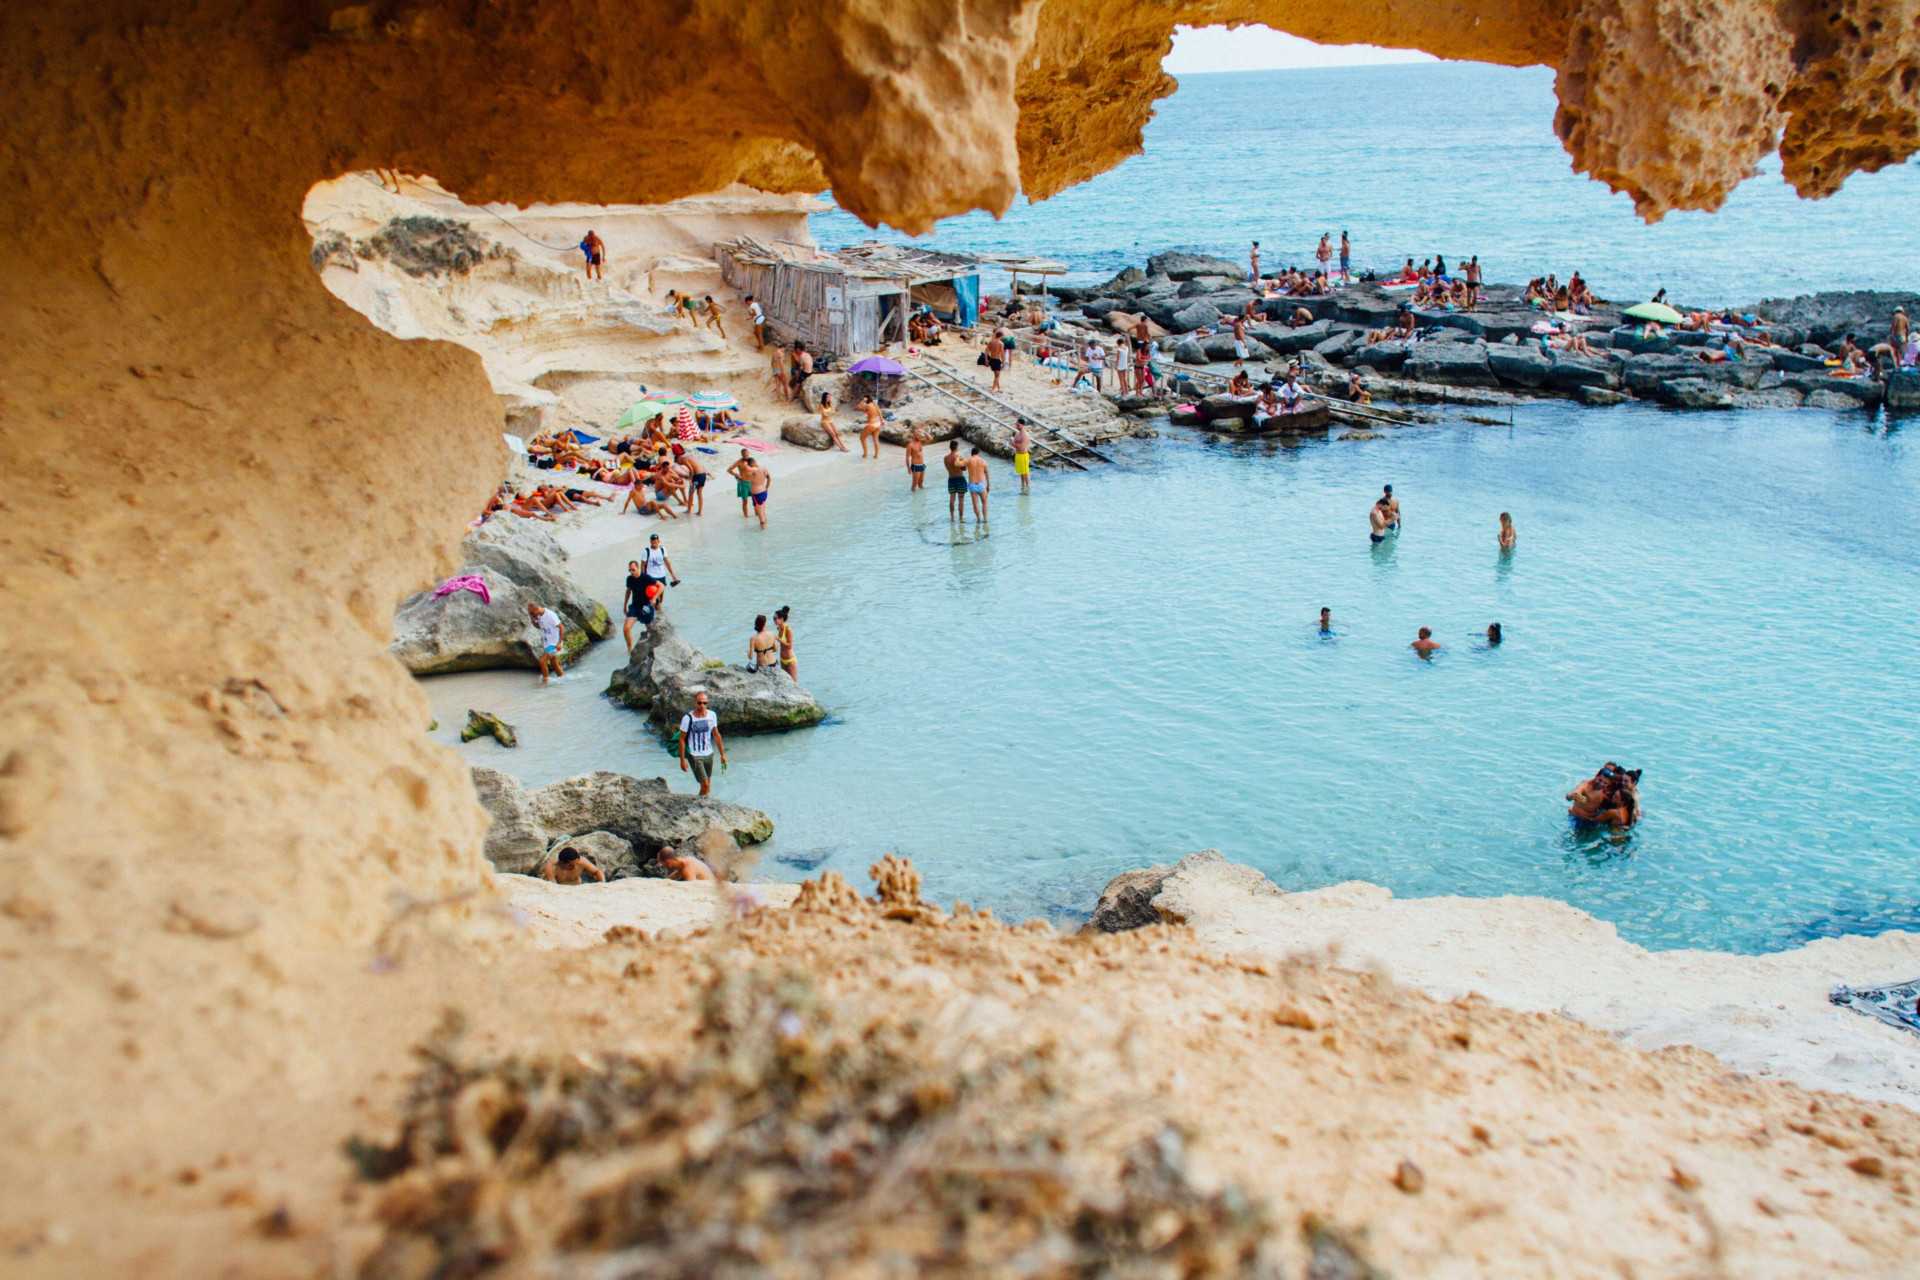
left=434, top=574, right=491, bottom=605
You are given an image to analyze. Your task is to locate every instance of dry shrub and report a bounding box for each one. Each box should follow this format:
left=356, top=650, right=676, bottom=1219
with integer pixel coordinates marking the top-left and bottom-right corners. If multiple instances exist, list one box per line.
left=346, top=965, right=1323, bottom=1280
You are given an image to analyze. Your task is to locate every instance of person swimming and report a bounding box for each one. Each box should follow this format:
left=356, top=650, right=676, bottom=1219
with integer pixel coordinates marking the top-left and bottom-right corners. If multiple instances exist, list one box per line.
left=1567, top=764, right=1641, bottom=828
left=1319, top=607, right=1333, bottom=635
left=1486, top=622, right=1503, bottom=645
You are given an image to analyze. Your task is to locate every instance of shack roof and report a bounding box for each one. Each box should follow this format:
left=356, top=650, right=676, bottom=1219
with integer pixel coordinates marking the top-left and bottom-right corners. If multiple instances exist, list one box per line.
left=717, top=237, right=979, bottom=285
left=974, top=251, right=1070, bottom=275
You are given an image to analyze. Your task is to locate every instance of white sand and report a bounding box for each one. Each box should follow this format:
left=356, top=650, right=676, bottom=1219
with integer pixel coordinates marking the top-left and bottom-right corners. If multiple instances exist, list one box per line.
left=1153, top=854, right=1920, bottom=1108
left=499, top=873, right=802, bottom=948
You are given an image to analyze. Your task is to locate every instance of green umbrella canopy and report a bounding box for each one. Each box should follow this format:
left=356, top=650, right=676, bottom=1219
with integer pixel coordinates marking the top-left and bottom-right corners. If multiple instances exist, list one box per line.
left=614, top=395, right=686, bottom=430
left=1623, top=301, right=1685, bottom=325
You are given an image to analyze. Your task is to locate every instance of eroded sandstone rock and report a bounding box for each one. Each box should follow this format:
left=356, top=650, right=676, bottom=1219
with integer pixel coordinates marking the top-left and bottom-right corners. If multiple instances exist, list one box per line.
left=608, top=617, right=826, bottom=734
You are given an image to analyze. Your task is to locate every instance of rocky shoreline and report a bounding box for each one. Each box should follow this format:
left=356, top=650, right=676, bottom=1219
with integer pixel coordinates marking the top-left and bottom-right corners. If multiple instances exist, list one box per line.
left=1042, top=251, right=1919, bottom=413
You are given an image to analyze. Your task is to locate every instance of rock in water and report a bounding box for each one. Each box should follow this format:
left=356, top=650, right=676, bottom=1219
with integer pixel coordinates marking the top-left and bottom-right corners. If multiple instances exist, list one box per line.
left=1404, top=340, right=1497, bottom=387
left=608, top=617, right=826, bottom=734
left=470, top=765, right=774, bottom=877
left=1146, top=250, right=1246, bottom=281
left=391, top=521, right=608, bottom=674
left=1083, top=864, right=1177, bottom=932
left=471, top=766, right=546, bottom=873
left=461, top=710, right=517, bottom=748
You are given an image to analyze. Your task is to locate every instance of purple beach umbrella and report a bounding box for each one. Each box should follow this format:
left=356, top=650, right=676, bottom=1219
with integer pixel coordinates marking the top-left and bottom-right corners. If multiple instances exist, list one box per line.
left=847, top=356, right=906, bottom=376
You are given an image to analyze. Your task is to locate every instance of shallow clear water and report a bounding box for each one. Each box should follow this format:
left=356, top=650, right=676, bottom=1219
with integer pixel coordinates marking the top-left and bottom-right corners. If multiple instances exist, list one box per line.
left=809, top=62, right=1920, bottom=306
left=430, top=405, right=1920, bottom=955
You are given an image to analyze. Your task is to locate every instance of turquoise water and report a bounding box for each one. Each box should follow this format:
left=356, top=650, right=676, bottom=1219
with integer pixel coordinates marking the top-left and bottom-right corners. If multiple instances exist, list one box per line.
left=810, top=62, right=1920, bottom=307
left=446, top=405, right=1920, bottom=954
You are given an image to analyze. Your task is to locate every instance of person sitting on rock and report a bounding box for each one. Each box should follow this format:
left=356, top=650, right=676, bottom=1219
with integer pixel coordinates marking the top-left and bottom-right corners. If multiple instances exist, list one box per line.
left=1551, top=330, right=1598, bottom=358
left=1345, top=370, right=1371, bottom=405
left=539, top=845, right=605, bottom=885
left=656, top=845, right=716, bottom=881
left=1251, top=384, right=1282, bottom=426
left=1229, top=369, right=1253, bottom=398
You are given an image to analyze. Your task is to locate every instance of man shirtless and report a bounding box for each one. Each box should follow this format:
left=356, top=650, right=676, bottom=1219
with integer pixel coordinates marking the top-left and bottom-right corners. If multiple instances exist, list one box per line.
left=702, top=295, right=726, bottom=339
left=904, top=428, right=927, bottom=490
left=727, top=448, right=756, bottom=517
left=676, top=446, right=707, bottom=515
left=859, top=397, right=884, bottom=458
left=743, top=455, right=770, bottom=529
left=965, top=446, right=991, bottom=524
left=1410, top=627, right=1441, bottom=658
left=539, top=845, right=605, bottom=884
left=655, top=845, right=716, bottom=881
left=1369, top=498, right=1391, bottom=544
left=1382, top=484, right=1401, bottom=530
left=943, top=439, right=968, bottom=521
left=579, top=230, right=605, bottom=280
left=791, top=343, right=814, bottom=399
left=984, top=330, right=1006, bottom=393
left=1229, top=313, right=1250, bottom=368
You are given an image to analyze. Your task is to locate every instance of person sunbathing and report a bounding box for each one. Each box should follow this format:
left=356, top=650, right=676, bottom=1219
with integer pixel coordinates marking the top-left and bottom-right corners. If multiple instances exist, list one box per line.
left=1229, top=369, right=1253, bottom=397
left=621, top=484, right=680, bottom=518
left=1551, top=330, right=1598, bottom=357
left=509, top=491, right=557, bottom=521
left=1251, top=385, right=1282, bottom=425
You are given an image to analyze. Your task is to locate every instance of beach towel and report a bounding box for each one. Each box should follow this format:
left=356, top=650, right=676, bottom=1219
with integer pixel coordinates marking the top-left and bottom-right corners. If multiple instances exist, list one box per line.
left=573, top=433, right=600, bottom=445
left=723, top=435, right=781, bottom=453
left=1830, top=976, right=1920, bottom=1038
left=433, top=574, right=491, bottom=605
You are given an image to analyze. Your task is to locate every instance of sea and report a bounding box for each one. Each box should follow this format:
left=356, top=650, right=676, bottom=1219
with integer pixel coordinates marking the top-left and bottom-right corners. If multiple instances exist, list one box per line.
left=430, top=404, right=1920, bottom=957
left=809, top=61, right=1920, bottom=308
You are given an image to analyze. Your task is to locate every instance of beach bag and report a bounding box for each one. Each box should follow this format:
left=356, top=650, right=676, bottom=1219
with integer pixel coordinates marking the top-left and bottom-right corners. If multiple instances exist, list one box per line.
left=977, top=352, right=988, bottom=366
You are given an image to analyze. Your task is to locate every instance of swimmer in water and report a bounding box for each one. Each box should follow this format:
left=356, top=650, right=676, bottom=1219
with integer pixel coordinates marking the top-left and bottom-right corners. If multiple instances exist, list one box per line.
left=1486, top=622, right=1503, bottom=646
left=1369, top=498, right=1391, bottom=544
left=1498, top=512, right=1516, bottom=550
left=1411, top=626, right=1440, bottom=657
left=1319, top=607, right=1333, bottom=634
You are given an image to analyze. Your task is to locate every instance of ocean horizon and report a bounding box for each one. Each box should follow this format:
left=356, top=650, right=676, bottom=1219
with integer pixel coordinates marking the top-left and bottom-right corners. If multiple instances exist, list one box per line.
left=811, top=61, right=1920, bottom=308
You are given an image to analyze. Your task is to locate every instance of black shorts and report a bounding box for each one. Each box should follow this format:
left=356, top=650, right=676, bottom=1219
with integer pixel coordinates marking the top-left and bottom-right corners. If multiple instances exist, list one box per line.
left=691, top=472, right=707, bottom=489
left=947, top=475, right=966, bottom=495
left=986, top=357, right=1003, bottom=372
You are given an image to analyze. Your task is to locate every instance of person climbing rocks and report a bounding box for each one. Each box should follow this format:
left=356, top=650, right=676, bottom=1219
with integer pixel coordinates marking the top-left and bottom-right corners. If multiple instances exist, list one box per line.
left=579, top=229, right=605, bottom=280
left=678, top=692, right=726, bottom=797
left=656, top=845, right=715, bottom=880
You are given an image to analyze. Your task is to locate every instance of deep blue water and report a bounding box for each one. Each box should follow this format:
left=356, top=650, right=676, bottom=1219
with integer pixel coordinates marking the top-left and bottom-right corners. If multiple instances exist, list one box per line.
left=436, top=404, right=1920, bottom=955
left=810, top=62, right=1920, bottom=308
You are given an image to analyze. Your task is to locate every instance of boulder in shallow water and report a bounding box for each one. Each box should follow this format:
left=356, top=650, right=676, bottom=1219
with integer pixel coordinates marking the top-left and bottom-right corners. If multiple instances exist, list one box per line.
left=1167, top=404, right=1203, bottom=426
left=1082, top=863, right=1176, bottom=932
left=1147, top=250, right=1245, bottom=281
left=461, top=709, right=518, bottom=748
left=471, top=765, right=546, bottom=873
left=1885, top=370, right=1920, bottom=409
left=1782, top=372, right=1883, bottom=405
left=1547, top=354, right=1621, bottom=391
left=392, top=570, right=582, bottom=674
left=464, top=519, right=610, bottom=640
left=1578, top=386, right=1631, bottom=406
left=1657, top=378, right=1734, bottom=409
left=608, top=616, right=826, bottom=734
left=1351, top=342, right=1408, bottom=372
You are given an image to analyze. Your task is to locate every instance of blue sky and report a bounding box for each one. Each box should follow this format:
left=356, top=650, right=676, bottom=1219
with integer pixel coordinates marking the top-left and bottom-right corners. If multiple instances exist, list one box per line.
left=1162, top=24, right=1437, bottom=74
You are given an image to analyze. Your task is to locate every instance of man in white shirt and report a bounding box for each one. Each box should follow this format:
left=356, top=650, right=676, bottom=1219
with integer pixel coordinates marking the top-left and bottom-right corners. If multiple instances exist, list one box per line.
left=678, top=692, right=726, bottom=796
left=746, top=295, right=766, bottom=350
left=528, top=602, right=565, bottom=685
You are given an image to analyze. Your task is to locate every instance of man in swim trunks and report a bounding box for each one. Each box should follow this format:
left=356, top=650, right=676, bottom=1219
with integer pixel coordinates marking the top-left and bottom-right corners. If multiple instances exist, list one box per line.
left=745, top=457, right=770, bottom=530
left=727, top=448, right=755, bottom=518
left=1369, top=498, right=1390, bottom=544
left=675, top=446, right=707, bottom=515
left=529, top=602, right=565, bottom=685
left=984, top=330, right=1006, bottom=392
left=579, top=230, right=604, bottom=280
left=1229, top=313, right=1250, bottom=369
left=774, top=605, right=797, bottom=679
left=539, top=845, right=606, bottom=884
left=1382, top=484, right=1400, bottom=530
left=1339, top=231, right=1351, bottom=283
left=1011, top=419, right=1032, bottom=493
left=943, top=439, right=967, bottom=521
left=904, top=428, right=926, bottom=490
left=1319, top=607, right=1333, bottom=635
left=791, top=343, right=814, bottom=398
left=965, top=446, right=991, bottom=524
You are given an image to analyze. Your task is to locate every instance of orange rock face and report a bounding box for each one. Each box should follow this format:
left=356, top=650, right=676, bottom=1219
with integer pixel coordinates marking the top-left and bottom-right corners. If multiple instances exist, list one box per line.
left=0, top=1, right=1915, bottom=1273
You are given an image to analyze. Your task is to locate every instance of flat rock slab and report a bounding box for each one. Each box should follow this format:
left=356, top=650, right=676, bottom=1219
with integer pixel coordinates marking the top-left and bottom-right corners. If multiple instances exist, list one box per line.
left=499, top=874, right=801, bottom=948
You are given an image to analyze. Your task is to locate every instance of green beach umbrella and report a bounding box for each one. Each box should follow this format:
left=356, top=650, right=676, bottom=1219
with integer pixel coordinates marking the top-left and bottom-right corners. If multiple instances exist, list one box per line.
left=1623, top=301, right=1684, bottom=325
left=614, top=395, right=685, bottom=430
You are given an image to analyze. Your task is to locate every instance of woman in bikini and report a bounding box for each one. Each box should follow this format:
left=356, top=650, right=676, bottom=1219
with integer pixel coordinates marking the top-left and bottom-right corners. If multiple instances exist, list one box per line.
left=818, top=392, right=848, bottom=452
left=858, top=397, right=883, bottom=458
left=1498, top=512, right=1516, bottom=550
left=748, top=614, right=780, bottom=672
left=774, top=605, right=796, bottom=679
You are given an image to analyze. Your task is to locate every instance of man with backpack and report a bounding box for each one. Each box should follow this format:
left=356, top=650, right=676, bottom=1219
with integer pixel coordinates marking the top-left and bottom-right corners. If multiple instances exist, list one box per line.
left=678, top=691, right=726, bottom=797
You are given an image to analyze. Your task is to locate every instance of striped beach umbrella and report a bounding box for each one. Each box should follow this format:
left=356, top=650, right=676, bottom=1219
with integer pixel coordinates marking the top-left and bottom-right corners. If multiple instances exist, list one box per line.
left=675, top=404, right=699, bottom=439
left=686, top=389, right=739, bottom=411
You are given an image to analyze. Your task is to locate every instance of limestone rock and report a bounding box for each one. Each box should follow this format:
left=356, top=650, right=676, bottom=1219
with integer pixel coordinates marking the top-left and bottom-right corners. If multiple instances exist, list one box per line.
left=1082, top=863, right=1176, bottom=932
left=781, top=416, right=834, bottom=450
left=1404, top=341, right=1496, bottom=387
left=470, top=765, right=547, bottom=874
left=1659, top=378, right=1735, bottom=409
left=1782, top=374, right=1884, bottom=406
left=1351, top=343, right=1409, bottom=372
left=1199, top=394, right=1257, bottom=422
left=796, top=373, right=854, bottom=413
left=1176, top=275, right=1236, bottom=297
left=460, top=709, right=518, bottom=748
left=1168, top=300, right=1223, bottom=334
left=1167, top=405, right=1204, bottom=426
left=879, top=414, right=959, bottom=445
left=1547, top=354, right=1622, bottom=391
left=529, top=769, right=773, bottom=854
left=1579, top=386, right=1631, bottom=406
left=391, top=570, right=577, bottom=674
left=1885, top=370, right=1920, bottom=409
left=1488, top=346, right=1552, bottom=387
left=1198, top=333, right=1240, bottom=362
left=608, top=616, right=825, bottom=734
left=1147, top=251, right=1244, bottom=281
left=1252, top=320, right=1331, bottom=355
left=544, top=830, right=639, bottom=880
left=464, top=519, right=611, bottom=640
left=1173, top=338, right=1207, bottom=365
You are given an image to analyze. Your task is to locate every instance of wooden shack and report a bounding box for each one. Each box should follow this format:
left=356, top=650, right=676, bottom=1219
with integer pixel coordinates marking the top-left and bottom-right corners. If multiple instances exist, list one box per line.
left=716, top=238, right=980, bottom=358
